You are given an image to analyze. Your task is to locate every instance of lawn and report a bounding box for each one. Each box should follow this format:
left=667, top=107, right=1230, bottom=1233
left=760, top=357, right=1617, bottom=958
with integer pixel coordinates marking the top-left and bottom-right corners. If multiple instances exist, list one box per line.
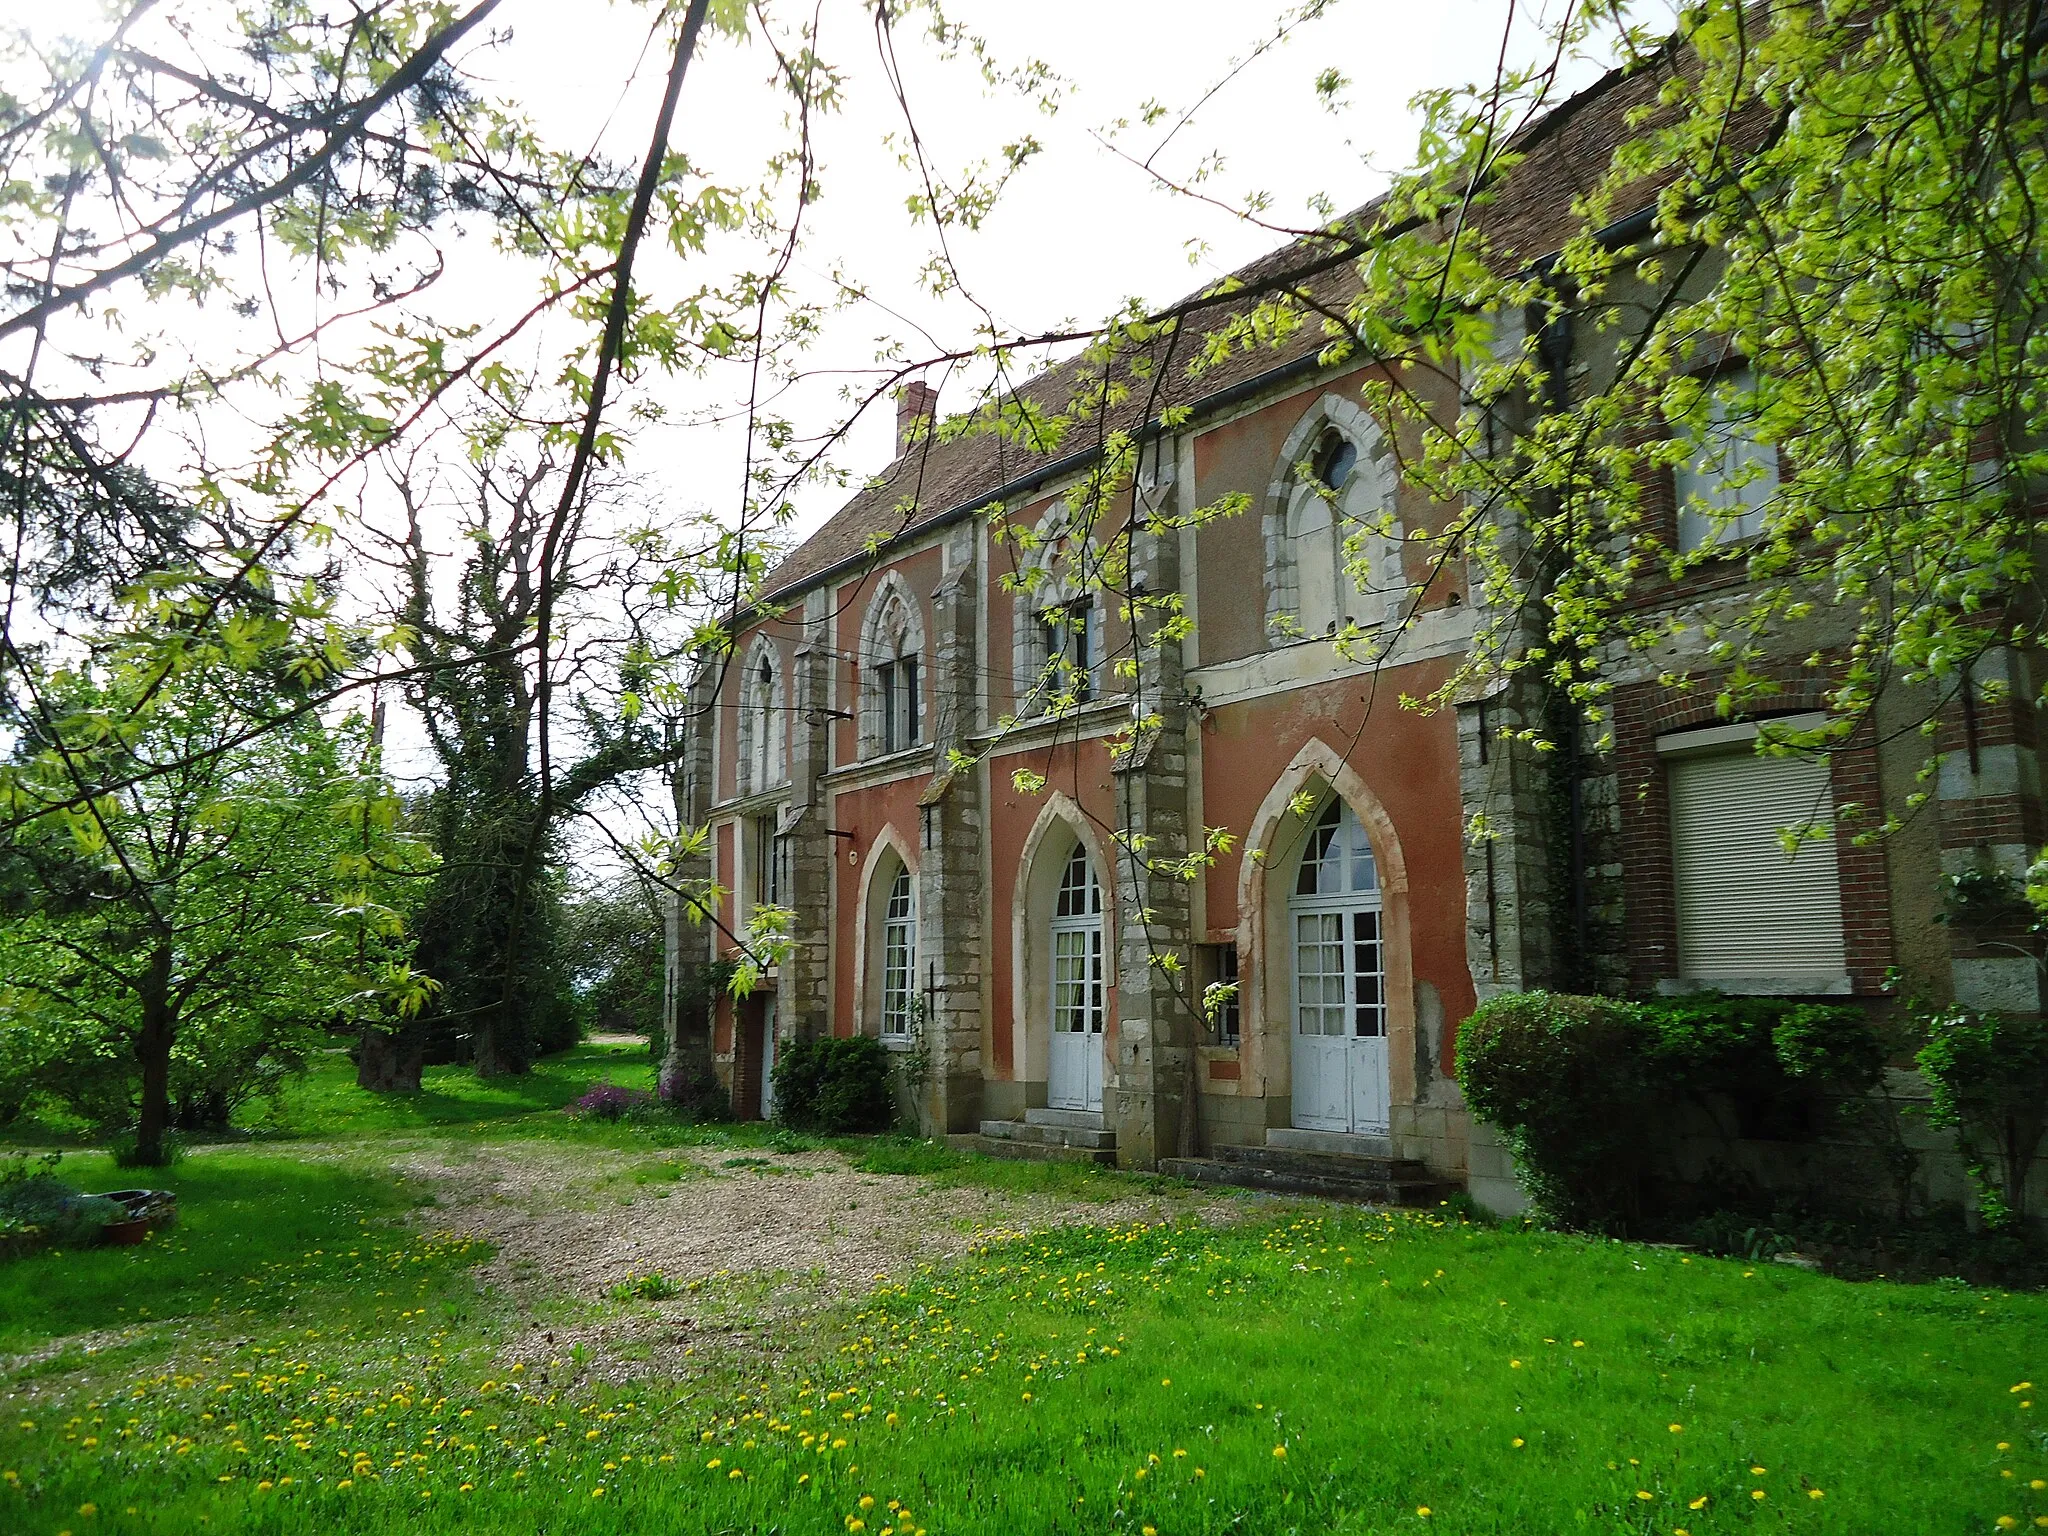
left=1, top=1047, right=2043, bottom=1535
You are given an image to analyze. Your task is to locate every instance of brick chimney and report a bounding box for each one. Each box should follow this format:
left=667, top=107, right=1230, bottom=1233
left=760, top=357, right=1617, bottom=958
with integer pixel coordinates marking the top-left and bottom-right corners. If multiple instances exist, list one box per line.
left=895, top=380, right=938, bottom=456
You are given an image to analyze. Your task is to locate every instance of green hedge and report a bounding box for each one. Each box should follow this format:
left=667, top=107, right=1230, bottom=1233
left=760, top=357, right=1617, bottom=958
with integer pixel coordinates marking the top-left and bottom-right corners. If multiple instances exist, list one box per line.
left=770, top=1034, right=896, bottom=1133
left=1456, top=991, right=1877, bottom=1230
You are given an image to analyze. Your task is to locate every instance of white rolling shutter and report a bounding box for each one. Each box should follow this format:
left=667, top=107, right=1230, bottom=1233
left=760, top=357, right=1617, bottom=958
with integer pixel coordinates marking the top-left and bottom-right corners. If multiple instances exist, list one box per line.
left=1666, top=730, right=1846, bottom=983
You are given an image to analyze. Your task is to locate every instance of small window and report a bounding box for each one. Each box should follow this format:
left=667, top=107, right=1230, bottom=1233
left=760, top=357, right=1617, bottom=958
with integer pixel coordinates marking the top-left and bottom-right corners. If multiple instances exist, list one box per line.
left=1039, top=598, right=1101, bottom=703
left=751, top=813, right=785, bottom=908
left=1315, top=431, right=1357, bottom=491
left=880, top=867, right=915, bottom=1040
left=877, top=654, right=920, bottom=754
left=1675, top=366, right=1779, bottom=552
left=1198, top=943, right=1241, bottom=1047
left=1661, top=717, right=1845, bottom=984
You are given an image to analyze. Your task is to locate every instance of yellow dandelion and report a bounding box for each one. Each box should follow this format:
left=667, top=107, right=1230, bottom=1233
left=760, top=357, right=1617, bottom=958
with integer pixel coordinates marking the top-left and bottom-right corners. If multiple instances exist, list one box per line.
left=1997, top=1518, right=2017, bottom=1531
left=2014, top=1383, right=2034, bottom=1393
left=860, top=1496, right=876, bottom=1511
left=1143, top=1527, right=1157, bottom=1536
left=1509, top=1359, right=1522, bottom=1369
left=460, top=1483, right=473, bottom=1492
left=1273, top=1445, right=1287, bottom=1459
left=78, top=1505, right=97, bottom=1517
left=1637, top=1491, right=1653, bottom=1501
left=337, top=1480, right=354, bottom=1491
left=2033, top=1479, right=2047, bottom=1490
left=1021, top=1393, right=1033, bottom=1404
left=591, top=1487, right=605, bottom=1499
left=1511, top=1438, right=1525, bottom=1448
left=729, top=1468, right=745, bottom=1480
left=1750, top=1465, right=1767, bottom=1475
left=1807, top=1489, right=1824, bottom=1500
left=1418, top=1506, right=1431, bottom=1517
left=1751, top=1490, right=1766, bottom=1502
left=1161, top=1378, right=1171, bottom=1387
left=1668, top=1424, right=1683, bottom=1434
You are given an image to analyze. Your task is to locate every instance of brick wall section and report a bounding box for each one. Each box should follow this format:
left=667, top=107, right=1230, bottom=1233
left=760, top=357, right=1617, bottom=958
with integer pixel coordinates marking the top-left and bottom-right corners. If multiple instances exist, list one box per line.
left=1610, top=668, right=1893, bottom=995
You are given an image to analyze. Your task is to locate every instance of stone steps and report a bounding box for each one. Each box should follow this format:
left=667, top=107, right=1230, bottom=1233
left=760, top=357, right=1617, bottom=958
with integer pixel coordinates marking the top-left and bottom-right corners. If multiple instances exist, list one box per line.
left=947, top=1133, right=1117, bottom=1167
left=1160, top=1143, right=1460, bottom=1207
left=976, top=1113, right=1116, bottom=1151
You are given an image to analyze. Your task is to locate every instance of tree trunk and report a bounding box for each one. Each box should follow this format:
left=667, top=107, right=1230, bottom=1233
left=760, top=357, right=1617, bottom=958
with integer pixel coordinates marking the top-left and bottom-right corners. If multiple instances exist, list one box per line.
left=356, top=1026, right=424, bottom=1093
left=133, top=946, right=176, bottom=1166
left=658, top=892, right=719, bottom=1111
left=471, top=1014, right=524, bottom=1079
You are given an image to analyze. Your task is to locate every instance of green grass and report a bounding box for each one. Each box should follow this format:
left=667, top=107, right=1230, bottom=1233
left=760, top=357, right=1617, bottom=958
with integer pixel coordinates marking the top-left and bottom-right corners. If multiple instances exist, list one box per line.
left=257, top=1042, right=660, bottom=1140
left=3, top=1051, right=2044, bottom=1534
left=2, top=1184, right=2043, bottom=1535
left=0, top=1149, right=471, bottom=1358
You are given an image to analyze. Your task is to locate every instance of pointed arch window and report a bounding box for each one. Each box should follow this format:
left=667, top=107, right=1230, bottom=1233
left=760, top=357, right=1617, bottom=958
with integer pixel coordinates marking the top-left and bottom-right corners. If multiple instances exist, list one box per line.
left=880, top=866, right=916, bottom=1040
left=738, top=644, right=785, bottom=795
left=1266, top=404, right=1407, bottom=645
left=860, top=579, right=926, bottom=758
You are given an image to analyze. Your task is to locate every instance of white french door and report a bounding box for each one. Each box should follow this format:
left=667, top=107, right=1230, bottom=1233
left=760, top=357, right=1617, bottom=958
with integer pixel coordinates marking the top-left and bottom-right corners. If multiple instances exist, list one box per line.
left=1288, top=800, right=1389, bottom=1135
left=1047, top=845, right=1106, bottom=1112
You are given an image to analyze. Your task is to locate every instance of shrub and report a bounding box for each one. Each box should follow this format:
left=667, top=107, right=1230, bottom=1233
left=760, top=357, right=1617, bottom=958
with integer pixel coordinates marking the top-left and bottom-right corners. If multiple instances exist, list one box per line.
left=567, top=1082, right=655, bottom=1122
left=1457, top=991, right=1884, bottom=1231
left=771, top=1034, right=895, bottom=1133
left=1916, top=1007, right=2048, bottom=1229
left=1456, top=992, right=1657, bottom=1229
left=0, top=1172, right=125, bottom=1247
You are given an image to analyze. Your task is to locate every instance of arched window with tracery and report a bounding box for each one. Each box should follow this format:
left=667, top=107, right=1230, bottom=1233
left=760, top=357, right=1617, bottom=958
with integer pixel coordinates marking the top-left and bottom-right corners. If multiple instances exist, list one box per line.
left=859, top=576, right=926, bottom=757
left=737, top=641, right=785, bottom=795
left=1265, top=398, right=1405, bottom=645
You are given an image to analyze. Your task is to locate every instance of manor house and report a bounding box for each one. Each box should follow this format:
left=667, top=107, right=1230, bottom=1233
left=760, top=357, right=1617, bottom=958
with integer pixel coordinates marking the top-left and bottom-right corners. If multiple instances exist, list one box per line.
left=667, top=52, right=2043, bottom=1215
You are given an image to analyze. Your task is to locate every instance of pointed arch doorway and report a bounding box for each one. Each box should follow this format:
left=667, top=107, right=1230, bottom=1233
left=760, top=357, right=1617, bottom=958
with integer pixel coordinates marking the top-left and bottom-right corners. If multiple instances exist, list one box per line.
left=1288, top=797, right=1390, bottom=1134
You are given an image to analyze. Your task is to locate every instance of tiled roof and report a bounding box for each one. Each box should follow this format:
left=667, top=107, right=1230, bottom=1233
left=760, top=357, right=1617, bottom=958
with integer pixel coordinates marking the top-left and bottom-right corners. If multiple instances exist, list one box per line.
left=758, top=44, right=1688, bottom=603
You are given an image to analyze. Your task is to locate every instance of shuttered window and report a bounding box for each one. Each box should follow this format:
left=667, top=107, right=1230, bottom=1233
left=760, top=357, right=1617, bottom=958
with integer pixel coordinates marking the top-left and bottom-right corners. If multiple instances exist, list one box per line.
left=1662, top=719, right=1846, bottom=984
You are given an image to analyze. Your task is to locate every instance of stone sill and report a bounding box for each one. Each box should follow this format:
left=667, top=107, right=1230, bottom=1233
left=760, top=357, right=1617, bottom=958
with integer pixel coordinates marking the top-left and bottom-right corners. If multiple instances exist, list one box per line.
left=1654, top=974, right=1852, bottom=998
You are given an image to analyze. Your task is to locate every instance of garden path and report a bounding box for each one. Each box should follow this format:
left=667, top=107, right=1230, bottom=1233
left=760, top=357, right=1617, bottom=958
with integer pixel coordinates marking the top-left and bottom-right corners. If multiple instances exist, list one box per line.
left=392, top=1138, right=1231, bottom=1381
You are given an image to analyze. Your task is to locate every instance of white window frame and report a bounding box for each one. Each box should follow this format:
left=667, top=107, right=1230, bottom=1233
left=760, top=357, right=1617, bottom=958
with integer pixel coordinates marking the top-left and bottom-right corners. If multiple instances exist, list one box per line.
left=1049, top=844, right=1105, bottom=1038
left=879, top=866, right=916, bottom=1041
left=1674, top=364, right=1780, bottom=553
left=858, top=575, right=926, bottom=759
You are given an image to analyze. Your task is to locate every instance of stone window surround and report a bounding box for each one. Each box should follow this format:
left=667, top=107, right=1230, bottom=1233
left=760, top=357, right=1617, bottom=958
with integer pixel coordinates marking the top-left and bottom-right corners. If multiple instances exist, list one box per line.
left=1262, top=392, right=1404, bottom=646
left=856, top=571, right=928, bottom=760
left=1611, top=669, right=1893, bottom=996
left=735, top=634, right=786, bottom=798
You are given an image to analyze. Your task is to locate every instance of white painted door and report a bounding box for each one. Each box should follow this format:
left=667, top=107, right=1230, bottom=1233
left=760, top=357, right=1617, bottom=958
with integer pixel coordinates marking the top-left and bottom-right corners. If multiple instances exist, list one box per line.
left=759, top=998, right=778, bottom=1120
left=1289, top=800, right=1390, bottom=1135
left=1047, top=845, right=1106, bottom=1112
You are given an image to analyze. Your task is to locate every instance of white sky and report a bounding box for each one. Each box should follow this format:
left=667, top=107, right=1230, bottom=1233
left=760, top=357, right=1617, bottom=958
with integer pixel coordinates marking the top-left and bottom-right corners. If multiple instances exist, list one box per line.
left=4, top=0, right=1639, bottom=868
left=465, top=0, right=1623, bottom=541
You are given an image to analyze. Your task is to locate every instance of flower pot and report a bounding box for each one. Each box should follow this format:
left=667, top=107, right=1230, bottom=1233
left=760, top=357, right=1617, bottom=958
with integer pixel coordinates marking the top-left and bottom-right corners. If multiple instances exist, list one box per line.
left=91, top=1189, right=178, bottom=1245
